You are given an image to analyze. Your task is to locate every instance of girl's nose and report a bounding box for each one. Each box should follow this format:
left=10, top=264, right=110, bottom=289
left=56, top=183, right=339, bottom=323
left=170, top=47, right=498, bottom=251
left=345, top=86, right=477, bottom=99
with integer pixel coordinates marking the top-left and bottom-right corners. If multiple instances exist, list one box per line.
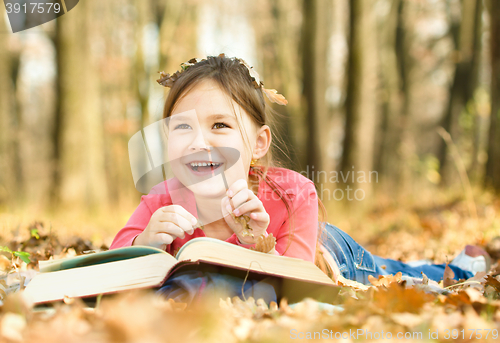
left=189, top=130, right=211, bottom=151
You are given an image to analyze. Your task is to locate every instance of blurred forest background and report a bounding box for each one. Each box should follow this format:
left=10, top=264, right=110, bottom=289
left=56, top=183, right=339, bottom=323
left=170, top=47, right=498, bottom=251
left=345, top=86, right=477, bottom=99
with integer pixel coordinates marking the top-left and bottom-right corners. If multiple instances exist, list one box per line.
left=0, top=0, right=499, bottom=254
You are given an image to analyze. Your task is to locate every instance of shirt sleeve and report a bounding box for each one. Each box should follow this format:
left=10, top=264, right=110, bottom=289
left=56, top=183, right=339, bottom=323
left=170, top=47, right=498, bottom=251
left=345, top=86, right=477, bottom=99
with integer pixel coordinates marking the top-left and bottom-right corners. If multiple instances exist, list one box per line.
left=274, top=181, right=318, bottom=263
left=109, top=195, right=155, bottom=250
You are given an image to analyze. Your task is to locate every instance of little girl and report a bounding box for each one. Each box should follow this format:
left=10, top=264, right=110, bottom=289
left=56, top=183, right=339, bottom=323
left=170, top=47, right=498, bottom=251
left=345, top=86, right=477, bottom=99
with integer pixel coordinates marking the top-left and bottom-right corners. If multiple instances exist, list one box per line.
left=110, top=54, right=488, bottom=303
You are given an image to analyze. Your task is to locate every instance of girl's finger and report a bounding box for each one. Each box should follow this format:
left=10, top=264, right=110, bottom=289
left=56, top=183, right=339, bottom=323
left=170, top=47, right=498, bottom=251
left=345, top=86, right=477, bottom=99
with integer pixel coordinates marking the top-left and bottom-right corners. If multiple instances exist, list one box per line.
left=157, top=211, right=195, bottom=235
left=161, top=205, right=198, bottom=228
left=226, top=179, right=248, bottom=198
left=222, top=196, right=232, bottom=217
left=157, top=222, right=186, bottom=239
left=154, top=232, right=174, bottom=247
left=228, top=188, right=254, bottom=210
left=231, top=197, right=262, bottom=217
left=249, top=211, right=269, bottom=222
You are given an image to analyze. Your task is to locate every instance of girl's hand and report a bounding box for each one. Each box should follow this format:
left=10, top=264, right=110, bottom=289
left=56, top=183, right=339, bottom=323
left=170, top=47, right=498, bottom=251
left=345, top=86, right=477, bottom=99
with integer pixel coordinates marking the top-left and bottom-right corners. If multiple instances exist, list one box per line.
left=221, top=179, right=270, bottom=244
left=133, top=205, right=198, bottom=250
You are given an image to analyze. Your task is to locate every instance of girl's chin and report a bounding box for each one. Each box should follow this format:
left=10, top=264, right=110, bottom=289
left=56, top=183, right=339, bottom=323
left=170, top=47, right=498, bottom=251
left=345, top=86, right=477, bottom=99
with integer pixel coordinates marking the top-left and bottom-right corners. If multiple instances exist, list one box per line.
left=187, top=185, right=226, bottom=198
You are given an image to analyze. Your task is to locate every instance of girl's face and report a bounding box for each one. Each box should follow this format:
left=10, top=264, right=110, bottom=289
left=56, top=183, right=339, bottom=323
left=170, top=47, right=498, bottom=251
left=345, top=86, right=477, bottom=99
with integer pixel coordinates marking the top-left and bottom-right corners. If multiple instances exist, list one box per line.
left=166, top=79, right=262, bottom=198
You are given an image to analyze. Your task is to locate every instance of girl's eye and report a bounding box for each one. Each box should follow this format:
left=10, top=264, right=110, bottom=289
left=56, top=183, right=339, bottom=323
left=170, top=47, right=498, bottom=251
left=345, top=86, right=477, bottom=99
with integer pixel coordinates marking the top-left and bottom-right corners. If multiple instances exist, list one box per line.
left=174, top=123, right=191, bottom=130
left=213, top=122, right=229, bottom=129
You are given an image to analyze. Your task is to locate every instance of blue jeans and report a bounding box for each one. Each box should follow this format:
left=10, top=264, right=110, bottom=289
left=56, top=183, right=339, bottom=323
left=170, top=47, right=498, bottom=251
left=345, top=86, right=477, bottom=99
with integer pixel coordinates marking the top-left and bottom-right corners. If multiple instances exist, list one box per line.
left=319, top=222, right=473, bottom=284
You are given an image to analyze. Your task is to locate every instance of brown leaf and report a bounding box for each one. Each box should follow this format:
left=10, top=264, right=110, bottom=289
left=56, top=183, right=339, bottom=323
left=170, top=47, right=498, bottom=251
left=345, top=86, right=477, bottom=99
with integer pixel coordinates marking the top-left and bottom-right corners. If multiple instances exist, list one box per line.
left=485, top=275, right=500, bottom=292
left=262, top=88, right=288, bottom=105
left=372, top=282, right=435, bottom=313
left=442, top=291, right=472, bottom=307
left=368, top=272, right=402, bottom=287
left=251, top=234, right=276, bottom=254
left=0, top=280, right=6, bottom=301
left=464, top=288, right=487, bottom=304
left=231, top=214, right=254, bottom=238
left=337, top=275, right=370, bottom=291
left=443, top=264, right=457, bottom=288
left=0, top=255, right=12, bottom=272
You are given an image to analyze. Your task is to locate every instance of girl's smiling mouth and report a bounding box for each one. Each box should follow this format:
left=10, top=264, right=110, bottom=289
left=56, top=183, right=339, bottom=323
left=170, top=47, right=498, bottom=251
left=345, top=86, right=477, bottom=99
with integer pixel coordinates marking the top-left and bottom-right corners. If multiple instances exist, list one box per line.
left=186, top=161, right=223, bottom=175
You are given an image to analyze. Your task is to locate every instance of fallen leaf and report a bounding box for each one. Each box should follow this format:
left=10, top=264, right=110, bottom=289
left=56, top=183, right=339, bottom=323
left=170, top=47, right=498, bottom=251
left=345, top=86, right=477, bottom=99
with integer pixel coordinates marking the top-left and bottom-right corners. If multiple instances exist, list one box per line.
left=443, top=264, right=457, bottom=288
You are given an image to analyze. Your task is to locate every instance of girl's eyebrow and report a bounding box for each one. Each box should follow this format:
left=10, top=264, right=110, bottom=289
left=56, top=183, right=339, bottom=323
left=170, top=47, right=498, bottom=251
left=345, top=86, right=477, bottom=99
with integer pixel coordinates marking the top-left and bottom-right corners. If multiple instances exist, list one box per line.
left=207, top=114, right=235, bottom=121
left=169, top=113, right=235, bottom=123
left=169, top=114, right=190, bottom=121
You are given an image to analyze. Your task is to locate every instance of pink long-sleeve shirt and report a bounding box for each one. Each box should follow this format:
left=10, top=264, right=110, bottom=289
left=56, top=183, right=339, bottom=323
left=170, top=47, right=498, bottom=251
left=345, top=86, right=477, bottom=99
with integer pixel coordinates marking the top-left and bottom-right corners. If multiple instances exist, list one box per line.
left=110, top=167, right=319, bottom=263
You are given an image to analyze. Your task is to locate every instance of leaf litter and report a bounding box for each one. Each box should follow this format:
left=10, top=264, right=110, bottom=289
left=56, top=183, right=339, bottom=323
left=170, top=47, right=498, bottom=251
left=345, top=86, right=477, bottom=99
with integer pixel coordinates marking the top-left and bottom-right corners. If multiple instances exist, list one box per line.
left=0, top=199, right=499, bottom=342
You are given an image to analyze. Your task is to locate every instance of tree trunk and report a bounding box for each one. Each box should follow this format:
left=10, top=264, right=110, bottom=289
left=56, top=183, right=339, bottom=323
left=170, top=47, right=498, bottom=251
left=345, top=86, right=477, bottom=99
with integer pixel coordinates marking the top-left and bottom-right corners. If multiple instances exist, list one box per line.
left=133, top=0, right=154, bottom=128
left=0, top=5, right=20, bottom=207
left=439, top=0, right=482, bottom=185
left=341, top=0, right=378, bottom=200
left=302, top=0, right=331, bottom=187
left=53, top=1, right=108, bottom=211
left=376, top=0, right=404, bottom=189
left=249, top=0, right=303, bottom=171
left=158, top=0, right=198, bottom=78
left=485, top=0, right=500, bottom=192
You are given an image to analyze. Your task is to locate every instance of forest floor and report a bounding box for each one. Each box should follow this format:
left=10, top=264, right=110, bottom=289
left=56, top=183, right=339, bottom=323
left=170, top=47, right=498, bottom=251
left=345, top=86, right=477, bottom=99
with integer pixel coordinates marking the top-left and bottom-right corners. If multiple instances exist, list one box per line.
left=0, top=187, right=499, bottom=342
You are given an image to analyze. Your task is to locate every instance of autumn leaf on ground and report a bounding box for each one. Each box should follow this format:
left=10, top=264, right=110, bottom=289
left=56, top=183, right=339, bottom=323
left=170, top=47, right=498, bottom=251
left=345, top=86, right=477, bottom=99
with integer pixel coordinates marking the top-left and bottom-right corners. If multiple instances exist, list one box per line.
left=443, top=264, right=457, bottom=288
left=371, top=281, right=436, bottom=314
left=485, top=275, right=500, bottom=292
left=0, top=279, right=7, bottom=301
left=368, top=272, right=402, bottom=287
left=337, top=275, right=370, bottom=291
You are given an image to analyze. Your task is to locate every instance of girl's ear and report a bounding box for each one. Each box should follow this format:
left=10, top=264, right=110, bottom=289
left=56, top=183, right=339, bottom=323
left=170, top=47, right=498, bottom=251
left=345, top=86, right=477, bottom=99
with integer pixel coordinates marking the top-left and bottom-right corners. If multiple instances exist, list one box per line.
left=252, top=125, right=272, bottom=160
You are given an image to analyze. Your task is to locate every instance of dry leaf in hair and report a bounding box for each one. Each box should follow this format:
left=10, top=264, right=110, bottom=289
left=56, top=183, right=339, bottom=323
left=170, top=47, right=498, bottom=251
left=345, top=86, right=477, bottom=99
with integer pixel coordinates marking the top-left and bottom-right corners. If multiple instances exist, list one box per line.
left=237, top=58, right=262, bottom=88
left=263, top=88, right=288, bottom=105
left=156, top=70, right=182, bottom=88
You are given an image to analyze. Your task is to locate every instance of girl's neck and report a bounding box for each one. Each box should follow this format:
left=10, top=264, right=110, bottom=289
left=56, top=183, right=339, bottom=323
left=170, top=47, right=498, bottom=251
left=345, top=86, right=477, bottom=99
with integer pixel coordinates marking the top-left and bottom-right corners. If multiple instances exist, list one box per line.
left=194, top=194, right=224, bottom=226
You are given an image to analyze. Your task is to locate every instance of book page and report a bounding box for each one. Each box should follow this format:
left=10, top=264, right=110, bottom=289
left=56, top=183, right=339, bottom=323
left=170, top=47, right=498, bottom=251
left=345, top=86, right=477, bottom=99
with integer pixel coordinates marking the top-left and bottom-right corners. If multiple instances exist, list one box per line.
left=39, top=245, right=169, bottom=272
left=177, top=237, right=334, bottom=285
left=25, top=253, right=177, bottom=304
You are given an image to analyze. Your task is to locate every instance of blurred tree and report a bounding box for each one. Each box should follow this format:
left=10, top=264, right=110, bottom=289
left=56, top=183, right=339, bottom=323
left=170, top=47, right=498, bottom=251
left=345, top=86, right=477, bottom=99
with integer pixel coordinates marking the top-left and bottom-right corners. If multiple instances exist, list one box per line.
left=251, top=0, right=303, bottom=170
left=439, top=0, right=482, bottom=185
left=97, top=0, right=142, bottom=208
left=0, top=5, right=21, bottom=207
left=53, top=1, right=108, bottom=210
left=302, top=0, right=331, bottom=186
left=341, top=0, right=378, bottom=198
left=133, top=0, right=155, bottom=127
left=158, top=0, right=198, bottom=87
left=376, top=0, right=407, bottom=191
left=486, top=0, right=500, bottom=192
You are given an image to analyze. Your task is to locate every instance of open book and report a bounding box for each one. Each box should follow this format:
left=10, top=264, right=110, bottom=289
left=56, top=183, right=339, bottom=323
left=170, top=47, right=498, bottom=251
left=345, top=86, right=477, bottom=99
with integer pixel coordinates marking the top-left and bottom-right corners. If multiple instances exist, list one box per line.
left=24, top=237, right=339, bottom=305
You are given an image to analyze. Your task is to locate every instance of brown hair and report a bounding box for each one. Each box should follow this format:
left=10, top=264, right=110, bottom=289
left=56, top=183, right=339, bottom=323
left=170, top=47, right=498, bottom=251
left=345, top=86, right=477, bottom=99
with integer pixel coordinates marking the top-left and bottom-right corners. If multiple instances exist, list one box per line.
left=162, top=55, right=327, bottom=257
